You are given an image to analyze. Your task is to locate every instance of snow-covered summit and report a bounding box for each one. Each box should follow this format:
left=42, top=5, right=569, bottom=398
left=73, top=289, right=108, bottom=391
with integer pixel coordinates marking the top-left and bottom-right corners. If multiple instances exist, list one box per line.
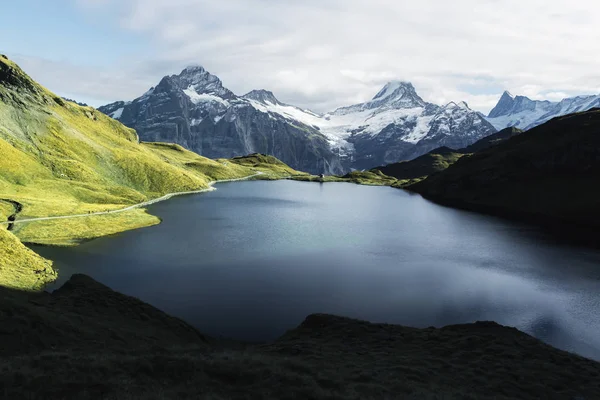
left=334, top=81, right=426, bottom=115
left=242, top=89, right=284, bottom=106
left=485, top=91, right=600, bottom=130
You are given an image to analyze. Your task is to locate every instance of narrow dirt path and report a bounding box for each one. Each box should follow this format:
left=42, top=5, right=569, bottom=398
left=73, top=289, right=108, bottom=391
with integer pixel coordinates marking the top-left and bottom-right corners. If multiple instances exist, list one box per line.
left=0, top=172, right=263, bottom=227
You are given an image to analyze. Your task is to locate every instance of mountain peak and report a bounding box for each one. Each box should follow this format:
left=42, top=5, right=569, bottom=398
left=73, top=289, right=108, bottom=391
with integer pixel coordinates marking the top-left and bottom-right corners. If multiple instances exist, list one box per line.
left=181, top=64, right=206, bottom=74
left=372, top=81, right=416, bottom=101
left=170, top=64, right=233, bottom=99
left=242, top=89, right=283, bottom=106
left=488, top=90, right=519, bottom=118
left=366, top=80, right=425, bottom=110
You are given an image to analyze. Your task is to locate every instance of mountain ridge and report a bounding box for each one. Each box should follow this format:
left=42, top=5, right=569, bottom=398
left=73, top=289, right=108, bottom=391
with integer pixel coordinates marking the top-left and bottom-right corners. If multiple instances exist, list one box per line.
left=485, top=90, right=600, bottom=130
left=100, top=68, right=496, bottom=171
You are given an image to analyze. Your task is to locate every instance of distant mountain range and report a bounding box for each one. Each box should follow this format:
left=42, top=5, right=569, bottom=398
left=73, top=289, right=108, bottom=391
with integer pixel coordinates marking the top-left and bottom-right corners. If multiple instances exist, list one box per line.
left=99, top=66, right=600, bottom=174
left=99, top=66, right=496, bottom=173
left=485, top=91, right=600, bottom=130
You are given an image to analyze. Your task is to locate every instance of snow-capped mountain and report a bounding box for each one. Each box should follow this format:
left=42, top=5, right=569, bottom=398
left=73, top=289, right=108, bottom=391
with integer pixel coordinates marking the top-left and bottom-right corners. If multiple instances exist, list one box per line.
left=485, top=91, right=600, bottom=130
left=321, top=82, right=496, bottom=169
left=99, top=66, right=345, bottom=175
left=99, top=67, right=496, bottom=172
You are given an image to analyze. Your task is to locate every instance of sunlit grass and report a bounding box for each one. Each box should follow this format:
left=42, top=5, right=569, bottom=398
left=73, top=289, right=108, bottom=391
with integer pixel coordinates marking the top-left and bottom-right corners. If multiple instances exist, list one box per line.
left=0, top=229, right=56, bottom=290
left=12, top=209, right=161, bottom=247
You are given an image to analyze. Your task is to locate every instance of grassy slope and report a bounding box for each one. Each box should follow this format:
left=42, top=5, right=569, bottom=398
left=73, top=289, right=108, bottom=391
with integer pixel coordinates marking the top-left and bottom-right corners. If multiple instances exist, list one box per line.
left=373, top=146, right=465, bottom=186
left=0, top=56, right=301, bottom=289
left=0, top=229, right=55, bottom=290
left=225, top=153, right=309, bottom=179
left=410, top=109, right=600, bottom=227
left=2, top=275, right=600, bottom=399
left=291, top=170, right=399, bottom=186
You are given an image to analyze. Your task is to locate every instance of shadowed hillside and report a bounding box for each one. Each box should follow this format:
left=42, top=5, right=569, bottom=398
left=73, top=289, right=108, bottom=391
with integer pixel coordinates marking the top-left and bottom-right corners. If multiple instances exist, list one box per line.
left=410, top=109, right=600, bottom=228
left=1, top=274, right=599, bottom=400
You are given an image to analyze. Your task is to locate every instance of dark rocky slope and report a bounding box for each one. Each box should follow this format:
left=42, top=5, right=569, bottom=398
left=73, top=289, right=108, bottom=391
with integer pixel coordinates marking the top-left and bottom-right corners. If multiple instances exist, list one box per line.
left=2, top=274, right=600, bottom=399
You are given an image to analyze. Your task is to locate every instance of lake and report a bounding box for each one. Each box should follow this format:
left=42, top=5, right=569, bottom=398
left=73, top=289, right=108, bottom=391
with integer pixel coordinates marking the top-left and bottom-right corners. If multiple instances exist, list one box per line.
left=34, top=180, right=600, bottom=360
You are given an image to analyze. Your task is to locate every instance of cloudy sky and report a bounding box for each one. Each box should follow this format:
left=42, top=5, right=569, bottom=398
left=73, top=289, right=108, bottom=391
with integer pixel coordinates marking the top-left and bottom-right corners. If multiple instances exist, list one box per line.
left=3, top=0, right=599, bottom=113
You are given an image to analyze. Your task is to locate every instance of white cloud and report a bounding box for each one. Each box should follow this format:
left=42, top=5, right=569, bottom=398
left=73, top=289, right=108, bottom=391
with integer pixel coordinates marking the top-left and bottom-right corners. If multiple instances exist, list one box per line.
left=18, top=0, right=600, bottom=113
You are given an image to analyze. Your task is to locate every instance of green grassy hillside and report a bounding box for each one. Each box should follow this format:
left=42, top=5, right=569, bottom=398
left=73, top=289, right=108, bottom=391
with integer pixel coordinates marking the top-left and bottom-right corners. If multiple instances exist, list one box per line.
left=0, top=56, right=303, bottom=289
left=410, top=109, right=600, bottom=227
left=0, top=229, right=55, bottom=290
left=373, top=146, right=464, bottom=186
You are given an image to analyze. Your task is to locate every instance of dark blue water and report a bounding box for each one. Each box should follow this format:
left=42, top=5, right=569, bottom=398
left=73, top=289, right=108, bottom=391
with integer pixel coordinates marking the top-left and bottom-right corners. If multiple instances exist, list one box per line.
left=34, top=180, right=600, bottom=360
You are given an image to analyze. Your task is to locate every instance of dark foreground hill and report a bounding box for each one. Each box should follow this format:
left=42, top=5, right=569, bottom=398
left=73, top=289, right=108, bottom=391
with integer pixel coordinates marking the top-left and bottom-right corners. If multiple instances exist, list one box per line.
left=410, top=109, right=600, bottom=229
left=2, top=274, right=600, bottom=399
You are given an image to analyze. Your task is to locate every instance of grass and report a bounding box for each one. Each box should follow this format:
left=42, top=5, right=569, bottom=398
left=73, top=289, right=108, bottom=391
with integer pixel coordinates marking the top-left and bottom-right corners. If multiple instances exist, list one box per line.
left=374, top=147, right=465, bottom=185
left=2, top=275, right=600, bottom=399
left=0, top=229, right=55, bottom=290
left=0, top=57, right=303, bottom=290
left=0, top=201, right=14, bottom=222
left=290, top=170, right=399, bottom=186
left=342, top=170, right=398, bottom=186
left=225, top=153, right=309, bottom=179
left=12, top=209, right=161, bottom=246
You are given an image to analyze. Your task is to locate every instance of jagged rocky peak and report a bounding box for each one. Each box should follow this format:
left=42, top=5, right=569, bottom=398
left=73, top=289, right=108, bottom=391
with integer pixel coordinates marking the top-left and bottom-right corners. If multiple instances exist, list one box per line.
left=369, top=80, right=426, bottom=109
left=171, top=64, right=233, bottom=99
left=333, top=80, right=426, bottom=115
left=243, top=89, right=283, bottom=106
left=488, top=91, right=516, bottom=118
left=373, top=81, right=416, bottom=100
left=488, top=90, right=540, bottom=118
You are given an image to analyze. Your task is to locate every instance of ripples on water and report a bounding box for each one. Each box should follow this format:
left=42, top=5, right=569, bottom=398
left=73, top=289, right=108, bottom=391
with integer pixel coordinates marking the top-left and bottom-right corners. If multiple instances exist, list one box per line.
left=35, top=180, right=600, bottom=360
